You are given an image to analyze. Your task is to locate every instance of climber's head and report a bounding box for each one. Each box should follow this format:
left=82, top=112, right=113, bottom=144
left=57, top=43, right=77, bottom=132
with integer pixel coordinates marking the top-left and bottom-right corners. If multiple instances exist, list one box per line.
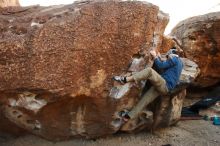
left=166, top=47, right=178, bottom=58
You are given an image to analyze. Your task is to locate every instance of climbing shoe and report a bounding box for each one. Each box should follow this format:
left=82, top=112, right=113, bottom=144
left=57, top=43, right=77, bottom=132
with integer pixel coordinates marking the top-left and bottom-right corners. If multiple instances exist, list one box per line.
left=113, top=76, right=127, bottom=84
left=118, top=110, right=130, bottom=122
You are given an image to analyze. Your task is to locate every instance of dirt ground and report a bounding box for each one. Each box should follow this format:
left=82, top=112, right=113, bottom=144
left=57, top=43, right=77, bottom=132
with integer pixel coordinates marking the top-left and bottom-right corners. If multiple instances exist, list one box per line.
left=0, top=120, right=219, bottom=146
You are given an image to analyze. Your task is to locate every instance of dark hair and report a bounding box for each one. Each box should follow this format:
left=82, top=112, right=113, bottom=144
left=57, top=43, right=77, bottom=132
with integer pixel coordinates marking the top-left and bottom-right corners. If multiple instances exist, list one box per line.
left=171, top=46, right=176, bottom=50
left=166, top=48, right=177, bottom=56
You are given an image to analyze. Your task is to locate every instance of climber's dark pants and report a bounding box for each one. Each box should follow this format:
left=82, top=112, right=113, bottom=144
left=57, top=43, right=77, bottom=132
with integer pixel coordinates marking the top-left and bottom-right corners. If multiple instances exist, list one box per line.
left=128, top=67, right=169, bottom=119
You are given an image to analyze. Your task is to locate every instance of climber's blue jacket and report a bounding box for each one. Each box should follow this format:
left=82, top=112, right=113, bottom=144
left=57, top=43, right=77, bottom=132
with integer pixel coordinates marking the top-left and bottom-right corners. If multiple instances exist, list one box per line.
left=154, top=56, right=183, bottom=91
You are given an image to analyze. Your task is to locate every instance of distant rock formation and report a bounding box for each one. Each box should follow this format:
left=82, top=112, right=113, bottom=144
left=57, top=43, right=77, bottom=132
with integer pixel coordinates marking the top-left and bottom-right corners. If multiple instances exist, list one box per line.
left=0, top=0, right=20, bottom=7
left=0, top=0, right=199, bottom=141
left=170, top=12, right=220, bottom=87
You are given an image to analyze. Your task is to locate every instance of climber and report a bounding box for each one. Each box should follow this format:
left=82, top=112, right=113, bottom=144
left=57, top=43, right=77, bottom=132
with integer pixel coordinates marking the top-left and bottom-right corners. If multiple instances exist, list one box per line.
left=113, top=47, right=183, bottom=122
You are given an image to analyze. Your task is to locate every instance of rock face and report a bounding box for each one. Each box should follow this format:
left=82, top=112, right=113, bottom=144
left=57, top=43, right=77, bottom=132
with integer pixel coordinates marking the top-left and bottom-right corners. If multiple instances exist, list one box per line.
left=0, top=0, right=19, bottom=7
left=170, top=12, right=220, bottom=87
left=0, top=0, right=199, bottom=141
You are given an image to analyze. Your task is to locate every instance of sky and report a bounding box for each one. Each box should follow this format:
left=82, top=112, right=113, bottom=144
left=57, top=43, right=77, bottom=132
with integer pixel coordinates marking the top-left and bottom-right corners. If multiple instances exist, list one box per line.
left=20, top=0, right=220, bottom=34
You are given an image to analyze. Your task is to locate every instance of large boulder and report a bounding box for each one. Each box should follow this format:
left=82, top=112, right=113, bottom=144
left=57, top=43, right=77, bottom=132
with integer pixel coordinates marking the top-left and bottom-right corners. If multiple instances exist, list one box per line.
left=0, top=0, right=199, bottom=141
left=0, top=0, right=19, bottom=7
left=170, top=12, right=220, bottom=87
